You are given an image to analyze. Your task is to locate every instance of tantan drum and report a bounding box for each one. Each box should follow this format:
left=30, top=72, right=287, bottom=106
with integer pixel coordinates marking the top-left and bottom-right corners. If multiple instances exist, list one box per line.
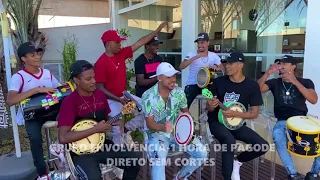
left=286, top=116, right=320, bottom=158
left=174, top=113, right=195, bottom=146
left=196, top=67, right=224, bottom=88
left=20, top=82, right=74, bottom=121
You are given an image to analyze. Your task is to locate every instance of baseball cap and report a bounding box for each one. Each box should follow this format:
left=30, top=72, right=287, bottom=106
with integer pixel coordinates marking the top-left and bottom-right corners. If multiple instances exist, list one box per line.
left=101, top=30, right=126, bottom=43
left=221, top=52, right=245, bottom=63
left=149, top=62, right=180, bottom=78
left=17, top=42, right=43, bottom=59
left=146, top=36, right=163, bottom=45
left=276, top=55, right=297, bottom=65
left=69, top=60, right=93, bottom=79
left=194, top=33, right=209, bottom=42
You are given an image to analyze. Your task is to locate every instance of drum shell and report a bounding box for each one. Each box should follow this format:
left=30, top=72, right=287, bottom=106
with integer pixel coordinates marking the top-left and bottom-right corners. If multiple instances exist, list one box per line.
left=20, top=82, right=74, bottom=121
left=286, top=117, right=320, bottom=158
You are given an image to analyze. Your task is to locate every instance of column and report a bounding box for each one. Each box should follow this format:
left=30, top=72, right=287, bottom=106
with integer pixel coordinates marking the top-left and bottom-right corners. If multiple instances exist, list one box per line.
left=181, top=0, right=198, bottom=89
left=303, top=0, right=320, bottom=118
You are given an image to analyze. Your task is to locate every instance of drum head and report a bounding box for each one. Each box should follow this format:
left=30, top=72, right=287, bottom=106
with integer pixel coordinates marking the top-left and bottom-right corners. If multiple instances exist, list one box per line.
left=287, top=116, right=320, bottom=133
left=197, top=67, right=210, bottom=88
left=174, top=113, right=194, bottom=145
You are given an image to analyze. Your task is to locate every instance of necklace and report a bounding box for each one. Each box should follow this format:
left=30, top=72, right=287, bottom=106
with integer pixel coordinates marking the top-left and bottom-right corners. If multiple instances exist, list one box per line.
left=80, top=93, right=97, bottom=118
left=106, top=54, right=120, bottom=69
left=282, top=80, right=292, bottom=96
left=201, top=57, right=208, bottom=63
left=144, top=54, right=154, bottom=64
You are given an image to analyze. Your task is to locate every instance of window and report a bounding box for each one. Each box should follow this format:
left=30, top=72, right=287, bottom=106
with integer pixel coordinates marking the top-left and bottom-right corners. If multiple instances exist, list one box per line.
left=42, top=63, right=63, bottom=82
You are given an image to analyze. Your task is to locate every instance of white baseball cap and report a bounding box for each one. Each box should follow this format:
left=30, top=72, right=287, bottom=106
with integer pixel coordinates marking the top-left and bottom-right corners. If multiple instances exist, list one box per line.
left=149, top=62, right=180, bottom=78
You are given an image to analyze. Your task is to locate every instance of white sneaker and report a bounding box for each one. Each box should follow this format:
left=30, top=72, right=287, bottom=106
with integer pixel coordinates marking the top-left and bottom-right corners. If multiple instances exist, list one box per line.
left=231, top=160, right=242, bottom=180
left=37, top=174, right=50, bottom=180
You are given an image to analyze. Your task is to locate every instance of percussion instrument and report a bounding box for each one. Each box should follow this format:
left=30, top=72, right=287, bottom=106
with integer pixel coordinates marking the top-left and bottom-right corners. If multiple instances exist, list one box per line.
left=174, top=113, right=195, bottom=146
left=20, top=82, right=74, bottom=121
left=202, top=88, right=246, bottom=130
left=69, top=101, right=136, bottom=155
left=196, top=67, right=224, bottom=88
left=286, top=116, right=320, bottom=158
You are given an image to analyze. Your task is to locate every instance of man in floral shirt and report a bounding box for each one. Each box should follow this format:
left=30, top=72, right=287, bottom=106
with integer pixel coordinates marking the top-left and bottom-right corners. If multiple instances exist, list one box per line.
left=141, top=62, right=208, bottom=180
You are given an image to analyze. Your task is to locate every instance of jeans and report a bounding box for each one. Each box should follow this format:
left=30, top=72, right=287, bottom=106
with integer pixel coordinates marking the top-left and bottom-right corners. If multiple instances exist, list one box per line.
left=209, top=120, right=269, bottom=180
left=272, top=120, right=320, bottom=175
left=146, top=133, right=208, bottom=180
left=25, top=118, right=50, bottom=176
left=184, top=85, right=202, bottom=108
left=72, top=140, right=141, bottom=180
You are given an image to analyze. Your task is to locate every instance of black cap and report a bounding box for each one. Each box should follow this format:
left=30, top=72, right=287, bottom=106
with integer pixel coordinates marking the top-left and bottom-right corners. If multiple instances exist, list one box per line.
left=194, top=33, right=209, bottom=42
left=276, top=55, right=297, bottom=65
left=69, top=60, right=93, bottom=79
left=221, top=52, right=245, bottom=63
left=17, top=42, right=43, bottom=59
left=146, top=36, right=163, bottom=45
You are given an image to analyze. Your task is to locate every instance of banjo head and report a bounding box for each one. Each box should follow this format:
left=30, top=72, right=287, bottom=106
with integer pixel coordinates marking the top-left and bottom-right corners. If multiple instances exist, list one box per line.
left=218, top=102, right=246, bottom=130
left=69, top=119, right=105, bottom=155
left=174, top=113, right=194, bottom=145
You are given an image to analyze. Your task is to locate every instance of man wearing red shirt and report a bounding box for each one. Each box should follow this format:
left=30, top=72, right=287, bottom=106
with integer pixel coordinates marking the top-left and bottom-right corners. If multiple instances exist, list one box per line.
left=94, top=22, right=168, bottom=144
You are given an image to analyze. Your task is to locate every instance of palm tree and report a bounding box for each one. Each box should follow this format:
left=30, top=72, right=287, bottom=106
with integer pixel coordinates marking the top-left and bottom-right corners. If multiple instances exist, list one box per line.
left=3, top=0, right=46, bottom=70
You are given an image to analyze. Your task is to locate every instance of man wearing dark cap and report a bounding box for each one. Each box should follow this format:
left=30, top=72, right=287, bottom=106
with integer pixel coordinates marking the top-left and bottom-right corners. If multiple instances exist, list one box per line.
left=134, top=35, right=164, bottom=98
left=6, top=42, right=64, bottom=180
left=258, top=55, right=319, bottom=180
left=179, top=32, right=223, bottom=108
left=58, top=60, right=141, bottom=180
left=206, top=52, right=269, bottom=180
left=94, top=22, right=168, bottom=145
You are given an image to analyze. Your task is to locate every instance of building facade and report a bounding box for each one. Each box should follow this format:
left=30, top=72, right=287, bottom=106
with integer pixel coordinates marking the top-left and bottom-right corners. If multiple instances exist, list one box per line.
left=111, top=0, right=320, bottom=174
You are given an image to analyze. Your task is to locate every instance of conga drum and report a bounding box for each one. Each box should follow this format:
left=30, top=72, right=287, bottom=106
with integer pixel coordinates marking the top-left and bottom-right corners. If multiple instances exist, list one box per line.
left=196, top=67, right=224, bottom=88
left=20, top=82, right=74, bottom=121
left=286, top=116, right=320, bottom=158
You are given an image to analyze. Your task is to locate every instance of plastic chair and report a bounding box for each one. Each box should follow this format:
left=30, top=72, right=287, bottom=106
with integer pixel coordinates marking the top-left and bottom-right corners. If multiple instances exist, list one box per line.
left=259, top=91, right=277, bottom=180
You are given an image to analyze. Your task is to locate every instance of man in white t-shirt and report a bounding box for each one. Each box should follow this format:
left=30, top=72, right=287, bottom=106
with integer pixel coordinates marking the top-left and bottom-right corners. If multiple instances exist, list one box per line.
left=179, top=32, right=223, bottom=108
left=6, top=42, right=69, bottom=180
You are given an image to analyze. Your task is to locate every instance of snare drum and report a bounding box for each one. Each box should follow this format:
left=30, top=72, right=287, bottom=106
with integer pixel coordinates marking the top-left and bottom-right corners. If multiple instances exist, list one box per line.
left=196, top=67, right=224, bottom=88
left=286, top=116, right=320, bottom=158
left=174, top=113, right=195, bottom=145
left=20, top=82, right=74, bottom=121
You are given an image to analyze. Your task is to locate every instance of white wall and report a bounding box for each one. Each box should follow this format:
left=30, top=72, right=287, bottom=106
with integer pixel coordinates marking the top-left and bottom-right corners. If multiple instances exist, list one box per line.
left=41, top=23, right=111, bottom=63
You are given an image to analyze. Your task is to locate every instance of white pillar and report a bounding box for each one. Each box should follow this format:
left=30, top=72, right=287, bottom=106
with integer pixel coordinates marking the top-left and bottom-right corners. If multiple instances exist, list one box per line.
left=181, top=0, right=198, bottom=89
left=303, top=0, right=320, bottom=118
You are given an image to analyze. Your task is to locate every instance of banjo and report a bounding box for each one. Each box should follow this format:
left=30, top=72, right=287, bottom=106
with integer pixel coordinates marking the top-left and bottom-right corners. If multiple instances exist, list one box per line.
left=69, top=101, right=136, bottom=155
left=202, top=88, right=246, bottom=130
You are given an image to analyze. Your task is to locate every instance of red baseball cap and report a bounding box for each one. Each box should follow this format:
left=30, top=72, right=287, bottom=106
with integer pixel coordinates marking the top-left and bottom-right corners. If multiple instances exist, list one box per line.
left=101, top=30, right=126, bottom=43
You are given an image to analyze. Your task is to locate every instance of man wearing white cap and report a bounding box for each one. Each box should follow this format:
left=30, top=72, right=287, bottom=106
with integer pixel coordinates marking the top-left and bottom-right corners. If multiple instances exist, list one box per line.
left=141, top=62, right=208, bottom=180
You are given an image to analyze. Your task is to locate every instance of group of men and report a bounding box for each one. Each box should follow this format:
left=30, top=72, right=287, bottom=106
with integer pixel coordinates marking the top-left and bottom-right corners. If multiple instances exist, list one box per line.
left=5, top=21, right=320, bottom=180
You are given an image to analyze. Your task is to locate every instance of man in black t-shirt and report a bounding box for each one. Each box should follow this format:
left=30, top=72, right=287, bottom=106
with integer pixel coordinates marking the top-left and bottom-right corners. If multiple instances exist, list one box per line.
left=134, top=36, right=163, bottom=97
left=207, top=52, right=269, bottom=180
left=258, top=55, right=319, bottom=180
